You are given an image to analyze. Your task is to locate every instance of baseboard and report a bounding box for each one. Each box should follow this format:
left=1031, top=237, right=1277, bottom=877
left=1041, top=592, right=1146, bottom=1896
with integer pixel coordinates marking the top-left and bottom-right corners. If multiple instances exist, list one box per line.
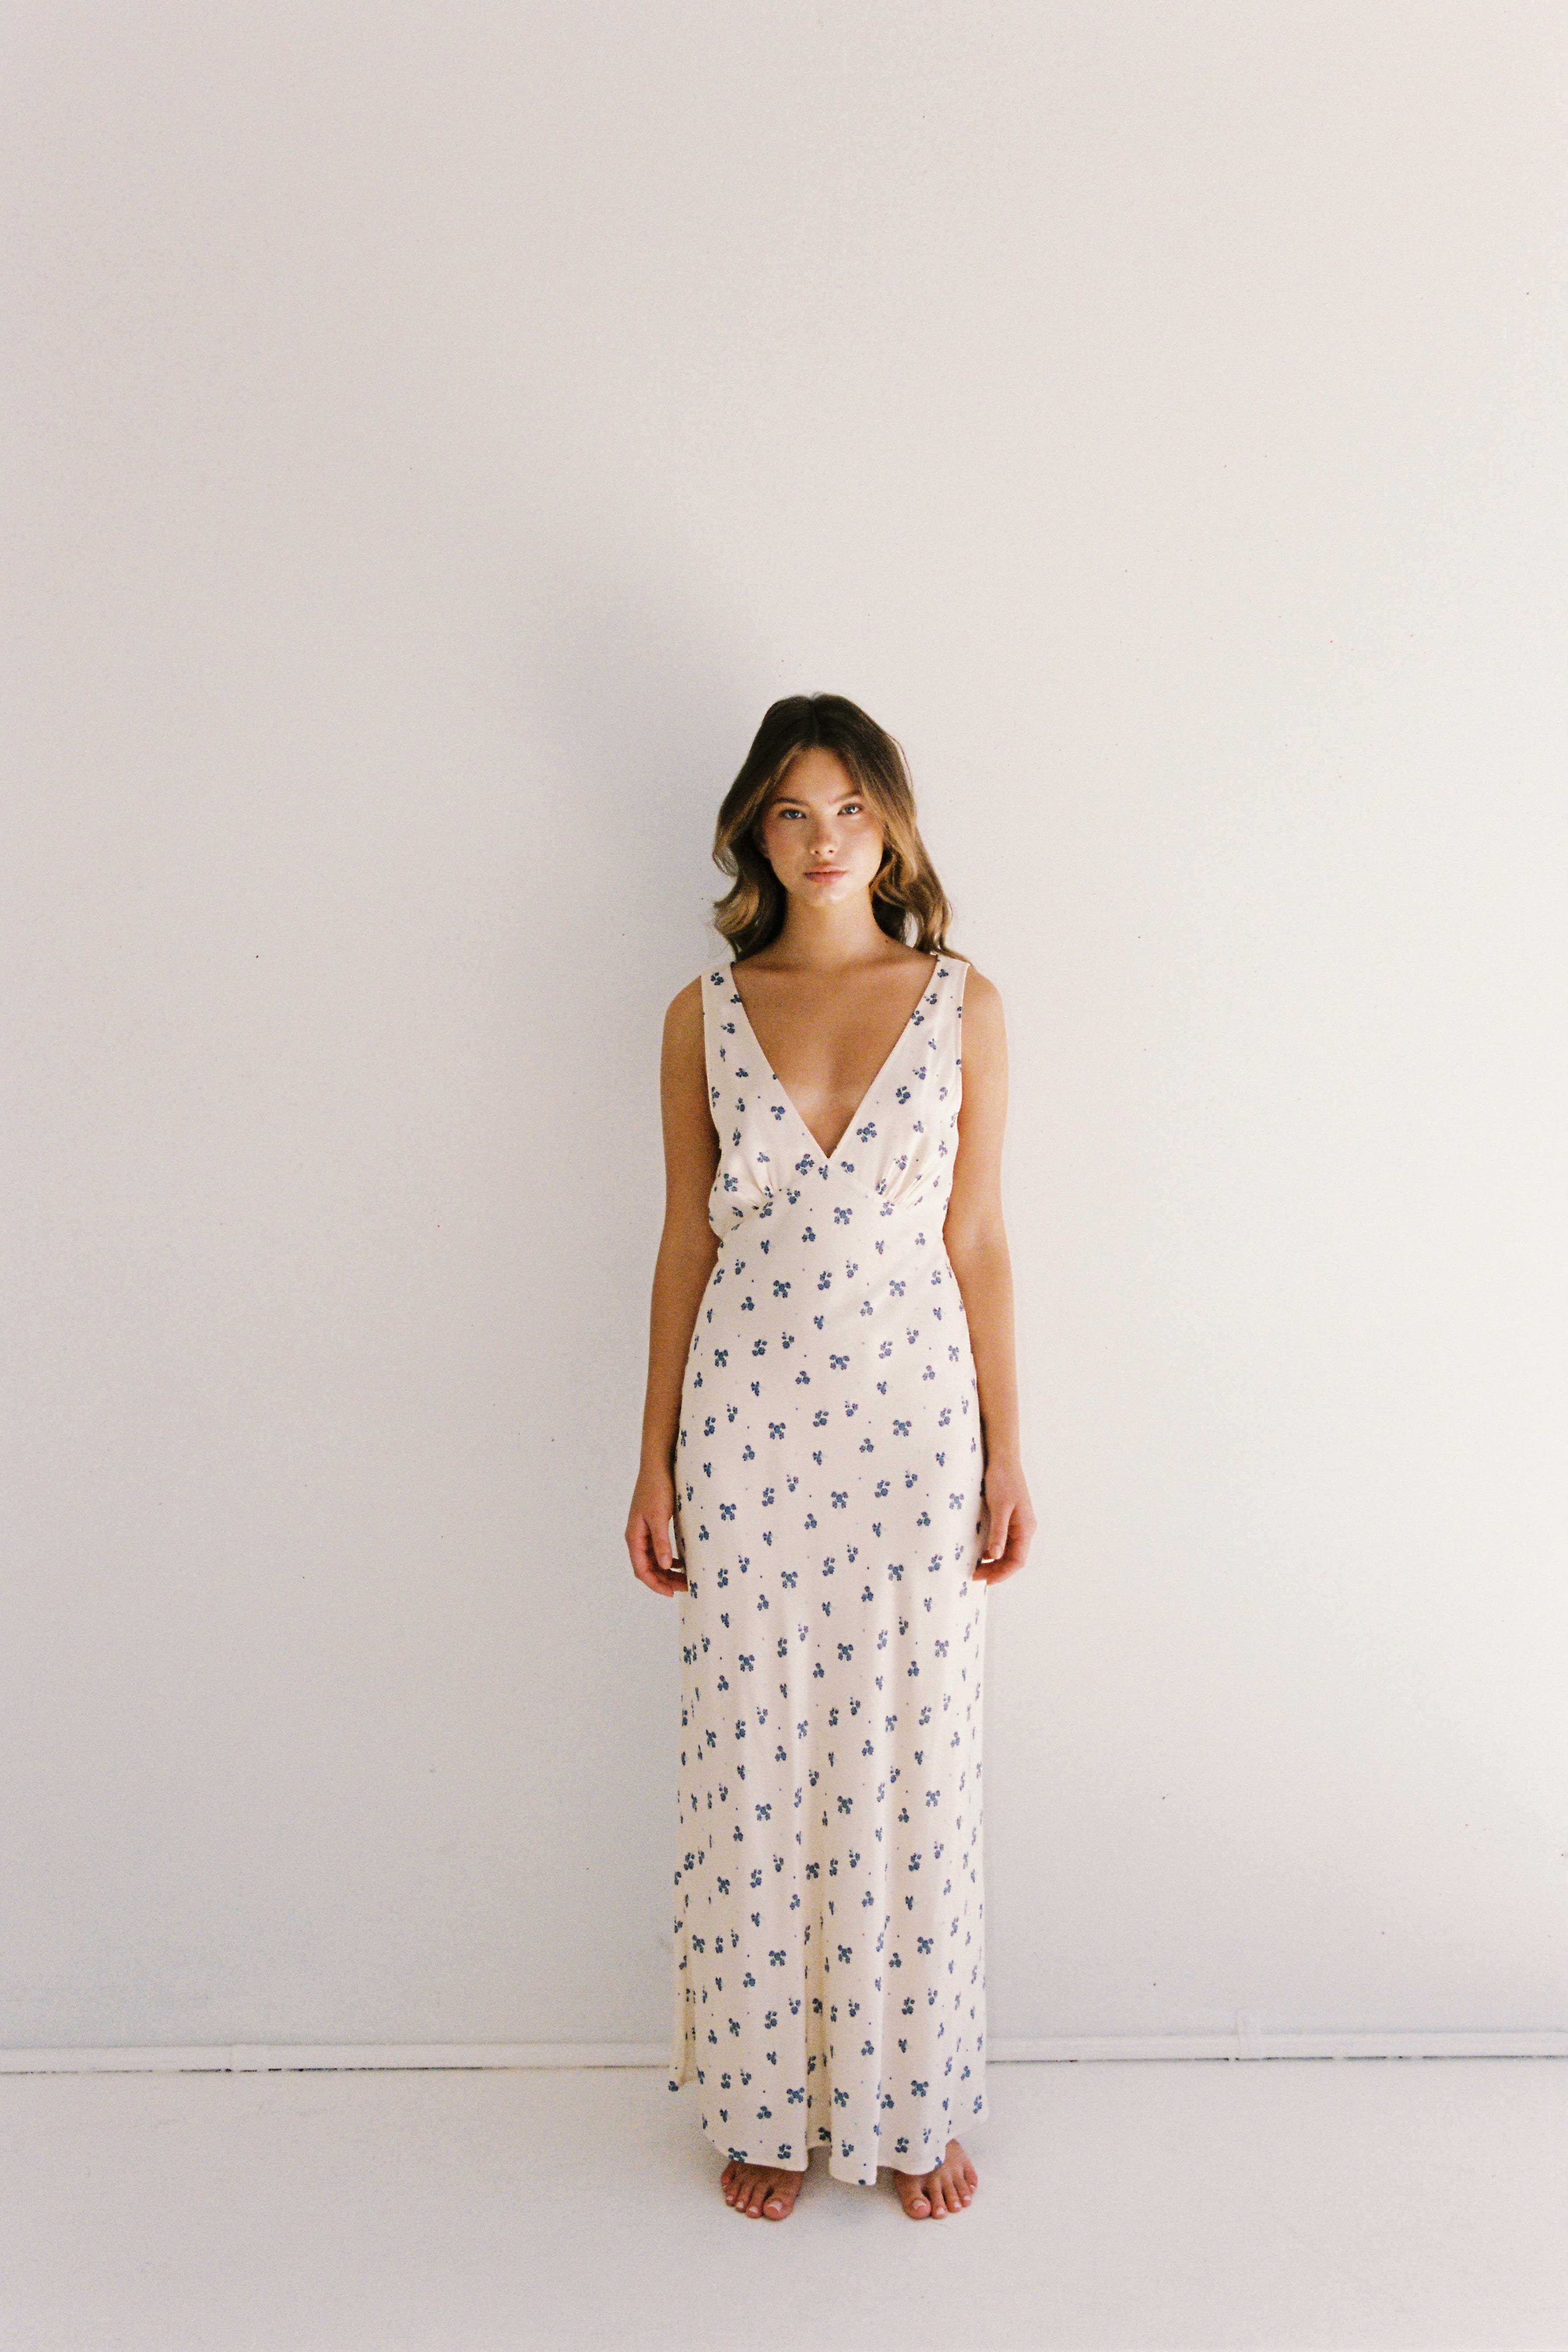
left=2, top=2030, right=1565, bottom=2074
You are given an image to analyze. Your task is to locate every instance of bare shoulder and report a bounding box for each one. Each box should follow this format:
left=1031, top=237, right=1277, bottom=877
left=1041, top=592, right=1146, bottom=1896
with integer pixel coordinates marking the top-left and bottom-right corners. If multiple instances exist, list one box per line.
left=661, top=974, right=714, bottom=1151
left=660, top=975, right=707, bottom=1085
left=954, top=964, right=1005, bottom=1096
left=665, top=972, right=705, bottom=1029
left=959, top=964, right=1005, bottom=1031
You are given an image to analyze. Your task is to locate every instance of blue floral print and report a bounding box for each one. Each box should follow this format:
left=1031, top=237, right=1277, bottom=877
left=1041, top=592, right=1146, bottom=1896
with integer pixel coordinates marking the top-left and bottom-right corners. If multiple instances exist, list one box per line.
left=668, top=955, right=989, bottom=2189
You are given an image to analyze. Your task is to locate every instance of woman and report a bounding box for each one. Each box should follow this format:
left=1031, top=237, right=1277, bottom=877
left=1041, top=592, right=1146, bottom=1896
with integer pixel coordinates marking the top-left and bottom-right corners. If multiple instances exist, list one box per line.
left=626, top=693, right=1033, bottom=2222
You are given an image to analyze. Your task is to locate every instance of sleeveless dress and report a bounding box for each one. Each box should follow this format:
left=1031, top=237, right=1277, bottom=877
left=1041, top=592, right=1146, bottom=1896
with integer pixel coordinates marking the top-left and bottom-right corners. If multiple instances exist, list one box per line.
left=667, top=951, right=989, bottom=2188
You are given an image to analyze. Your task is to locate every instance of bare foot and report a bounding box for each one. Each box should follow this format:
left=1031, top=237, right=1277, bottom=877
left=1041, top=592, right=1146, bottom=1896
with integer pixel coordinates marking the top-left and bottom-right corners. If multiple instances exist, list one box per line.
left=892, top=2138, right=978, bottom=2218
left=720, top=2156, right=806, bottom=2219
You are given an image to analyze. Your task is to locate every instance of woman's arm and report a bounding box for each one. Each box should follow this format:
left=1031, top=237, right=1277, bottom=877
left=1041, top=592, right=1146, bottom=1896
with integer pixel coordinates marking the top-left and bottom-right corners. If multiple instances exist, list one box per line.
left=943, top=969, right=1035, bottom=1582
left=628, top=979, right=720, bottom=1594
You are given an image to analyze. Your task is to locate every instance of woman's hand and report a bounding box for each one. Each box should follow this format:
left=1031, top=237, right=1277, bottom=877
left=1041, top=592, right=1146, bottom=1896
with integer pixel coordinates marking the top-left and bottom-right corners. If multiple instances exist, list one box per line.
left=974, top=1454, right=1035, bottom=1584
left=627, top=1462, right=688, bottom=1596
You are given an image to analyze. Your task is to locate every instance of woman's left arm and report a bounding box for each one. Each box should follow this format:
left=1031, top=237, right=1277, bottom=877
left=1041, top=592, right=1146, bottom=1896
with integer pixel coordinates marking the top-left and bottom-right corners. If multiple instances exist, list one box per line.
left=943, top=968, right=1036, bottom=1584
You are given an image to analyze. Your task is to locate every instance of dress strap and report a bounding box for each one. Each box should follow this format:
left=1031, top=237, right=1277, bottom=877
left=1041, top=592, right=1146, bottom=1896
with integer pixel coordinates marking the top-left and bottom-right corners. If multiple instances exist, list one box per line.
left=699, top=964, right=731, bottom=1136
left=942, top=952, right=970, bottom=1031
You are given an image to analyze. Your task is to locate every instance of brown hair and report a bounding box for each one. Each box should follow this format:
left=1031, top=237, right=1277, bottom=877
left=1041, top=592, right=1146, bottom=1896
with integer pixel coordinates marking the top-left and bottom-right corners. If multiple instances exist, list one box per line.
left=710, top=693, right=959, bottom=961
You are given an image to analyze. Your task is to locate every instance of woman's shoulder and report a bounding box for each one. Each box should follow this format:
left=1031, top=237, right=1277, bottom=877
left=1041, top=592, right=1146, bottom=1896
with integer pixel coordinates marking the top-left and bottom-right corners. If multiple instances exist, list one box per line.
left=663, top=971, right=709, bottom=1035
left=951, top=974, right=1007, bottom=1102
left=951, top=959, right=1003, bottom=1026
left=945, top=940, right=992, bottom=987
left=952, top=956, right=997, bottom=994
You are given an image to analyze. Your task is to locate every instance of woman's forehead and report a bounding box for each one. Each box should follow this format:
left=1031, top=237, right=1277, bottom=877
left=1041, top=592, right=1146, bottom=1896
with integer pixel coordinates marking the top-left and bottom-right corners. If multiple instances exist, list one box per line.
left=767, top=751, right=858, bottom=806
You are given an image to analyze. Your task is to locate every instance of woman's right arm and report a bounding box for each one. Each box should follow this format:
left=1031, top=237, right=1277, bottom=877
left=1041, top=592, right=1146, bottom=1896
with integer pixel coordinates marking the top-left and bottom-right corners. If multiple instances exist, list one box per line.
left=626, top=977, right=720, bottom=1595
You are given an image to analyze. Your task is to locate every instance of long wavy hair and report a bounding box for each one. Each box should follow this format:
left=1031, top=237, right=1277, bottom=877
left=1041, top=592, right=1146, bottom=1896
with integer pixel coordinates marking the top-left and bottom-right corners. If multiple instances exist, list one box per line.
left=711, top=694, right=960, bottom=962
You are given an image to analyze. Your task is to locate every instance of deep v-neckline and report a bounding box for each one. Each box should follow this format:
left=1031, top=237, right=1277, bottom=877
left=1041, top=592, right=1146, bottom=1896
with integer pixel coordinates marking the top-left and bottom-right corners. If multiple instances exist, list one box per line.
left=728, top=953, right=942, bottom=1167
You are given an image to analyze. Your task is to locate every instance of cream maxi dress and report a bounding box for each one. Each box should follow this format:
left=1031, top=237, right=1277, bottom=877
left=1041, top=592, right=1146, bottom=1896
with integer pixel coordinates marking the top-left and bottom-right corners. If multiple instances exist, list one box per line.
left=667, top=952, right=989, bottom=2187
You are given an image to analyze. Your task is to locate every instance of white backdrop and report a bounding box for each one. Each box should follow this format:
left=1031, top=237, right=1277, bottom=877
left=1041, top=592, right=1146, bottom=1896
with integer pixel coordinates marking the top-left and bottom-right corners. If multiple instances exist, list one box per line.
left=4, top=2, right=1564, bottom=2056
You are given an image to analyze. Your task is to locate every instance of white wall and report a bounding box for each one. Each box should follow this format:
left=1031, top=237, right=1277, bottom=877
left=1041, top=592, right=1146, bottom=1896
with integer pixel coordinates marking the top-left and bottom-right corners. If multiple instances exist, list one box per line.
left=4, top=1, right=1564, bottom=2051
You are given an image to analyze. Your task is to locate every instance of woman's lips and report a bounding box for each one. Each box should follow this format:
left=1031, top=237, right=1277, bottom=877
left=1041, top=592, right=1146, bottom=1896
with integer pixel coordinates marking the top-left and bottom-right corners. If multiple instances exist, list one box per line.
left=806, top=868, right=844, bottom=879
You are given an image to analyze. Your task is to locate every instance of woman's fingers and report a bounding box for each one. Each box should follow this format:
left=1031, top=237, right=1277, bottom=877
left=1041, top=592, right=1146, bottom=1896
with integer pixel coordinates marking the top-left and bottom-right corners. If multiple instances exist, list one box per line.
left=976, top=1505, right=1035, bottom=1582
left=649, top=1513, right=685, bottom=1583
left=627, top=1509, right=687, bottom=1592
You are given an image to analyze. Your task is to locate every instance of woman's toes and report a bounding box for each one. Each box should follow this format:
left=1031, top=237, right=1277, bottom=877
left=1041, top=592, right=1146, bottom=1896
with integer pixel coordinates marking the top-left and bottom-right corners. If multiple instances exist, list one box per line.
left=761, top=2166, right=802, bottom=2217
left=891, top=2143, right=974, bottom=2218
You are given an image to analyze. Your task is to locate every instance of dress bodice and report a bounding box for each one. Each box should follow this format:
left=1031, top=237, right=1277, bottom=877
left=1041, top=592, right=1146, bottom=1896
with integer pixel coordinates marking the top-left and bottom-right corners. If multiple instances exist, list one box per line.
left=699, top=955, right=970, bottom=1241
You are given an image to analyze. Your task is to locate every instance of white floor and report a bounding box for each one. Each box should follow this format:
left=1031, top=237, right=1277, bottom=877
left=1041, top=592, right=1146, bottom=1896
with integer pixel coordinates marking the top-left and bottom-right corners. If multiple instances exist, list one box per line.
left=2, top=2057, right=1565, bottom=2350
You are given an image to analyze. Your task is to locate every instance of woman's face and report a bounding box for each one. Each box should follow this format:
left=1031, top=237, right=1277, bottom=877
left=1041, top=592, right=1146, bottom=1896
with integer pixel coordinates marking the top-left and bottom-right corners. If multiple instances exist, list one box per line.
left=756, top=749, right=885, bottom=906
